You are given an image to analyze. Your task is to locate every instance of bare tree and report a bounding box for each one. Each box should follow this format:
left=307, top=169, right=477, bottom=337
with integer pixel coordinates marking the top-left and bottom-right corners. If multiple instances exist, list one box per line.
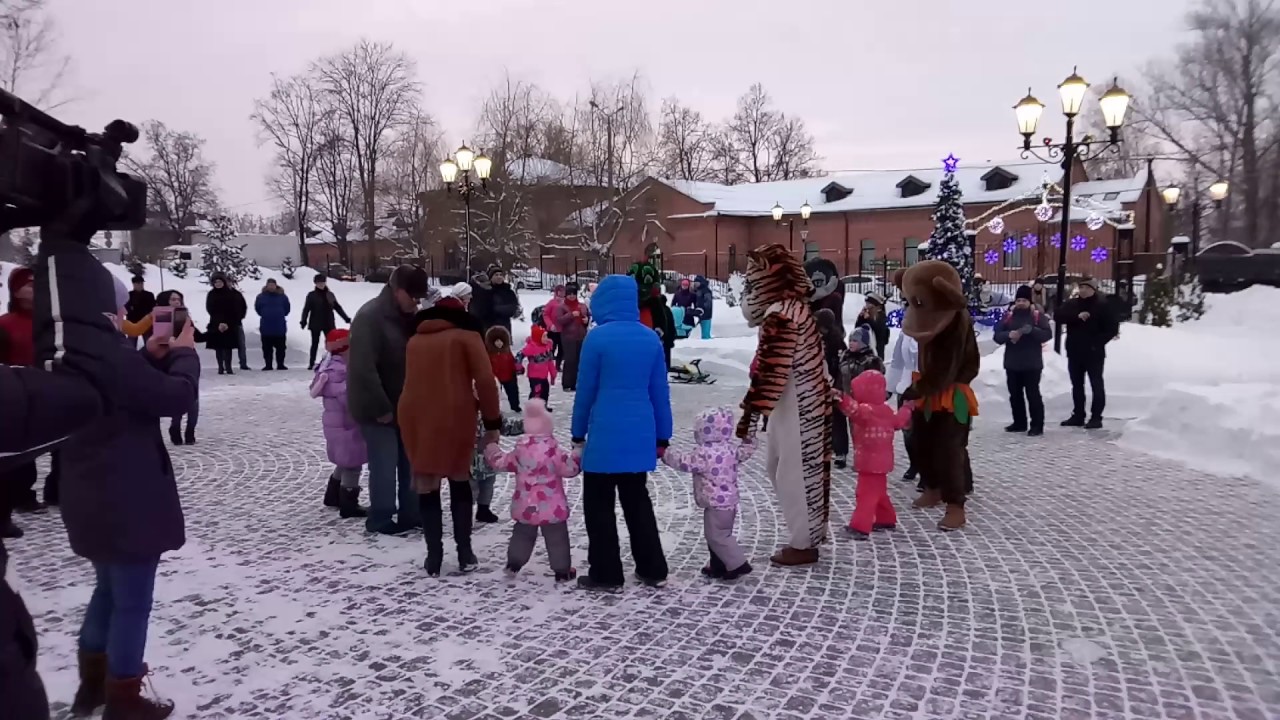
left=1136, top=0, right=1280, bottom=247
left=313, top=40, right=420, bottom=266
left=381, top=109, right=443, bottom=258
left=729, top=83, right=781, bottom=183
left=252, top=71, right=323, bottom=263
left=656, top=97, right=715, bottom=181
left=706, top=128, right=745, bottom=185
left=0, top=0, right=71, bottom=107
left=768, top=115, right=820, bottom=180
left=122, top=120, right=219, bottom=242
left=311, top=115, right=358, bottom=267
left=1079, top=77, right=1164, bottom=180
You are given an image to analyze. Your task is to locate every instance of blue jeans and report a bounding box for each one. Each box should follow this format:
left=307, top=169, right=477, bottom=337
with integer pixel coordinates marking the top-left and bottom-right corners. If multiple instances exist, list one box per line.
left=78, top=559, right=159, bottom=679
left=359, top=423, right=420, bottom=532
left=701, top=318, right=713, bottom=339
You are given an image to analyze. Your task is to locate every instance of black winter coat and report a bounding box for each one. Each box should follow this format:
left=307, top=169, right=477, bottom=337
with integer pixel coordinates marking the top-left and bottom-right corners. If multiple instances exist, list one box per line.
left=857, top=309, right=890, bottom=359
left=993, top=306, right=1053, bottom=371
left=485, top=283, right=520, bottom=331
left=125, top=290, right=156, bottom=323
left=301, top=289, right=350, bottom=332
left=1054, top=294, right=1119, bottom=359
left=205, top=286, right=247, bottom=350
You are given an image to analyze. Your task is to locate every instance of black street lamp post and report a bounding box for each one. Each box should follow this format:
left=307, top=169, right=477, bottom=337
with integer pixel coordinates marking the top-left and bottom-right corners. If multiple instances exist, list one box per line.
left=771, top=201, right=812, bottom=253
left=1013, top=68, right=1131, bottom=353
left=1161, top=180, right=1229, bottom=261
left=439, top=142, right=493, bottom=275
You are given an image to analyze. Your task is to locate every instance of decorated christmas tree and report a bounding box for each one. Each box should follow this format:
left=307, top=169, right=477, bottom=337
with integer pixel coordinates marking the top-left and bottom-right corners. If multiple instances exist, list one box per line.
left=1174, top=267, right=1206, bottom=322
left=1137, top=265, right=1174, bottom=327
left=924, top=154, right=974, bottom=295
left=199, top=215, right=256, bottom=284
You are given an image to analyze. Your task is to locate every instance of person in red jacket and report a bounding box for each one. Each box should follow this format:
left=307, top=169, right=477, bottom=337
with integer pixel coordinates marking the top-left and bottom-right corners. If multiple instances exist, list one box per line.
left=1, top=267, right=41, bottom=537
left=486, top=325, right=522, bottom=412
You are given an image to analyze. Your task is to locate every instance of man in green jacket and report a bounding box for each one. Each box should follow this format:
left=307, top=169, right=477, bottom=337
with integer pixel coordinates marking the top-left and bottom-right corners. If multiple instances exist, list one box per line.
left=347, top=266, right=431, bottom=534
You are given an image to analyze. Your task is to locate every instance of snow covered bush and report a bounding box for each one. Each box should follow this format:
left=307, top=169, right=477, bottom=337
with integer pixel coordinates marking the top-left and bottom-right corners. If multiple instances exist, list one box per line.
left=125, top=255, right=148, bottom=278
left=168, top=257, right=189, bottom=279
left=1138, top=264, right=1174, bottom=327
left=725, top=272, right=746, bottom=308
left=1175, top=268, right=1206, bottom=323
left=279, top=255, right=297, bottom=279
left=199, top=215, right=257, bottom=284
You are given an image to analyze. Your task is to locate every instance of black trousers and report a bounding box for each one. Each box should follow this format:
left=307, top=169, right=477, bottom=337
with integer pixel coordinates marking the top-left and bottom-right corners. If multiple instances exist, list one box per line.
left=583, top=472, right=668, bottom=586
left=548, top=331, right=563, bottom=370
left=308, top=328, right=325, bottom=368
left=43, top=452, right=59, bottom=506
left=0, top=558, right=48, bottom=720
left=236, top=327, right=249, bottom=368
left=1067, top=353, right=1106, bottom=419
left=1, top=462, right=37, bottom=520
left=419, top=480, right=474, bottom=561
left=214, top=347, right=234, bottom=372
left=831, top=401, right=849, bottom=458
left=1005, top=368, right=1045, bottom=430
left=261, top=335, right=288, bottom=369
left=500, top=378, right=522, bottom=412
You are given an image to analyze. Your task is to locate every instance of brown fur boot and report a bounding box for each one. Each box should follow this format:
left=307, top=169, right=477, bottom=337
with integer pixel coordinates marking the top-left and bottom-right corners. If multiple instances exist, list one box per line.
left=938, top=503, right=967, bottom=531
left=912, top=488, right=943, bottom=509
left=769, top=546, right=819, bottom=566
left=69, top=651, right=108, bottom=716
left=103, top=667, right=175, bottom=720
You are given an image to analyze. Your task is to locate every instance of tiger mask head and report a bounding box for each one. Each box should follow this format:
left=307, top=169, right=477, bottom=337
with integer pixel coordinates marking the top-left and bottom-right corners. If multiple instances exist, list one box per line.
left=740, top=244, right=812, bottom=328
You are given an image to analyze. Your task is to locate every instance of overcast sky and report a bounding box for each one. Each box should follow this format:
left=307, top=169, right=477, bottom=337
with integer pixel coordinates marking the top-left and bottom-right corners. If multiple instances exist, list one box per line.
left=48, top=0, right=1193, bottom=211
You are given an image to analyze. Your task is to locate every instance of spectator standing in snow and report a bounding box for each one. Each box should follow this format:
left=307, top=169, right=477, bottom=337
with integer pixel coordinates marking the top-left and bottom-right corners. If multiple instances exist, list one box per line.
left=571, top=274, right=673, bottom=592
left=542, top=284, right=566, bottom=370
left=398, top=293, right=503, bottom=576
left=301, top=274, right=351, bottom=370
left=691, top=275, right=715, bottom=339
left=1030, top=280, right=1048, bottom=311
left=255, top=278, right=291, bottom=370
left=518, top=325, right=557, bottom=410
left=482, top=268, right=521, bottom=332
left=205, top=272, right=246, bottom=375
left=0, top=267, right=41, bottom=538
left=554, top=282, right=590, bottom=391
left=1054, top=278, right=1119, bottom=430
left=994, top=285, right=1053, bottom=436
left=651, top=289, right=677, bottom=369
left=814, top=308, right=849, bottom=468
left=672, top=278, right=696, bottom=334
left=230, top=278, right=251, bottom=371
left=124, top=275, right=155, bottom=348
left=311, top=328, right=367, bottom=518
left=60, top=275, right=200, bottom=719
left=347, top=266, right=429, bottom=535
left=486, top=326, right=522, bottom=412
left=857, top=293, right=890, bottom=359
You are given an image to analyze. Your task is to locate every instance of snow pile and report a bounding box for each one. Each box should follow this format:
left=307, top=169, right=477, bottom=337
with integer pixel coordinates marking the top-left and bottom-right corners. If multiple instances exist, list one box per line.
left=976, top=286, right=1280, bottom=489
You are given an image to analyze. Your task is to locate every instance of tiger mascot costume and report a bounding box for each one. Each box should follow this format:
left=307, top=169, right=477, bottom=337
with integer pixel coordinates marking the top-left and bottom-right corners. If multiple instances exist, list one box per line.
left=736, top=244, right=833, bottom=566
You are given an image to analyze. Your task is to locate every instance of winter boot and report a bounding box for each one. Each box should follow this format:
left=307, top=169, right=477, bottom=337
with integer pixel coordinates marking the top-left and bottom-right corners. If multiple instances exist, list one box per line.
left=322, top=476, right=340, bottom=508
left=338, top=488, right=368, bottom=518
left=1, top=517, right=22, bottom=539
left=102, top=668, right=174, bottom=720
left=458, top=550, right=479, bottom=574
left=183, top=428, right=195, bottom=445
left=833, top=454, right=847, bottom=470
left=938, top=504, right=967, bottom=531
left=554, top=567, right=578, bottom=583
left=722, top=562, right=753, bottom=580
left=70, top=651, right=108, bottom=716
left=701, top=551, right=727, bottom=579
left=422, top=494, right=444, bottom=577
left=475, top=505, right=500, bottom=523
left=902, top=466, right=917, bottom=481
left=1060, top=414, right=1085, bottom=427
left=1027, top=426, right=1044, bottom=437
left=576, top=576, right=624, bottom=594
left=873, top=522, right=897, bottom=531
left=1004, top=422, right=1027, bottom=433
left=634, top=573, right=668, bottom=588
left=769, top=546, right=819, bottom=567
left=1085, top=416, right=1104, bottom=430
left=167, top=427, right=183, bottom=446
left=912, top=488, right=943, bottom=509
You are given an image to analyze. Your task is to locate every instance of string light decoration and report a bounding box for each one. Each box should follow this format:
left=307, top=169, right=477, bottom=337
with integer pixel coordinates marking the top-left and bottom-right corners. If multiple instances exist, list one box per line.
left=984, top=248, right=1001, bottom=265
left=1070, top=234, right=1089, bottom=252
left=986, top=216, right=1005, bottom=234
left=1034, top=203, right=1053, bottom=222
left=1091, top=246, right=1109, bottom=263
left=1022, top=233, right=1039, bottom=248
left=1086, top=212, right=1106, bottom=231
left=966, top=175, right=1135, bottom=235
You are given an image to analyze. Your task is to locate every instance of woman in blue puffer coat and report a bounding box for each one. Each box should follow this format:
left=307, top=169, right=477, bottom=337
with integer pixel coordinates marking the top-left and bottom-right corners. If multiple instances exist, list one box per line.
left=570, top=274, right=673, bottom=593
left=254, top=278, right=291, bottom=370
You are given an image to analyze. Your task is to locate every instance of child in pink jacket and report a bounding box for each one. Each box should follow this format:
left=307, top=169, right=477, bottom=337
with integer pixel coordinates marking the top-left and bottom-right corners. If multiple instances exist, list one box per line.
left=484, top=398, right=580, bottom=581
left=517, top=325, right=558, bottom=411
left=839, top=369, right=914, bottom=538
left=661, top=406, right=756, bottom=580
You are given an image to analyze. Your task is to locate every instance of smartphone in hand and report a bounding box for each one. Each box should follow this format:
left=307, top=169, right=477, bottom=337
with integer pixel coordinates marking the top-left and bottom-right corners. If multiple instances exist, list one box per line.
left=172, top=307, right=189, bottom=337
left=152, top=308, right=174, bottom=344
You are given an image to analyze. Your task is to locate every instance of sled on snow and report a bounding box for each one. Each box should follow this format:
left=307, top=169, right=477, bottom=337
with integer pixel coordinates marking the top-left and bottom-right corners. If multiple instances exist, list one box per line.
left=669, top=359, right=715, bottom=385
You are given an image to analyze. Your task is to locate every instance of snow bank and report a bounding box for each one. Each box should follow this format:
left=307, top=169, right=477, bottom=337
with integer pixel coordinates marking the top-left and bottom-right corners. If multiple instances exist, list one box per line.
left=976, top=285, right=1280, bottom=490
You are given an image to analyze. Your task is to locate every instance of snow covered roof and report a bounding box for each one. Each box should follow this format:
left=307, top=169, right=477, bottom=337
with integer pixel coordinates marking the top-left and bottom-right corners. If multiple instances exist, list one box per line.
left=1073, top=169, right=1148, bottom=204
left=507, top=157, right=579, bottom=185
left=658, top=161, right=1081, bottom=217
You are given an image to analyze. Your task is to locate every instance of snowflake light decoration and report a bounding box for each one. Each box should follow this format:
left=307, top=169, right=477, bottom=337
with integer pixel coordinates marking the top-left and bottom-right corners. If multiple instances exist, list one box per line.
left=1034, top=203, right=1053, bottom=222
left=1070, top=234, right=1089, bottom=252
left=1003, top=237, right=1018, bottom=253
left=1049, top=233, right=1062, bottom=248
left=1091, top=246, right=1109, bottom=263
left=984, top=249, right=1000, bottom=265
left=1086, top=212, right=1106, bottom=231
left=986, top=216, right=1005, bottom=234
left=1022, top=233, right=1038, bottom=248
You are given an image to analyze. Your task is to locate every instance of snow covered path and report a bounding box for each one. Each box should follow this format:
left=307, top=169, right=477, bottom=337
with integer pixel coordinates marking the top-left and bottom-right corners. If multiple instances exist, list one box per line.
left=10, top=368, right=1280, bottom=720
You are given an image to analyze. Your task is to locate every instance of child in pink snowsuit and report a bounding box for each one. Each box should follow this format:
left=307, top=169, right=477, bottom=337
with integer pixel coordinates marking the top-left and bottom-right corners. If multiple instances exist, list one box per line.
left=839, top=369, right=913, bottom=538
left=661, top=406, right=756, bottom=580
left=517, top=325, right=557, bottom=410
left=310, top=329, right=368, bottom=519
left=484, top=398, right=580, bottom=582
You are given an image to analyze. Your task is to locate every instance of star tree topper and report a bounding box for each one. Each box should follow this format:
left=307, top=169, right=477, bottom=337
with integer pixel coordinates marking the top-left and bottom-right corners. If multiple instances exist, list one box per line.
left=942, top=153, right=960, bottom=173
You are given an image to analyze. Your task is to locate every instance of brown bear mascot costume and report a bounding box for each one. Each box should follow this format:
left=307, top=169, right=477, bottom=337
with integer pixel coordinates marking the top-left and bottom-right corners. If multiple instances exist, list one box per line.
left=899, top=260, right=979, bottom=530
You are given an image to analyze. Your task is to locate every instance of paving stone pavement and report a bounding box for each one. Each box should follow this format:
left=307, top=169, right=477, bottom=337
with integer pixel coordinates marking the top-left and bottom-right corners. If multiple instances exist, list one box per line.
left=9, top=366, right=1280, bottom=720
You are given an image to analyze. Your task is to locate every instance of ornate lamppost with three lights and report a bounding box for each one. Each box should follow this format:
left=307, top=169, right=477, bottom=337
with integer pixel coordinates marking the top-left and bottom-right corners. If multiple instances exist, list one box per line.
left=439, top=142, right=493, bottom=274
left=1013, top=68, right=1131, bottom=353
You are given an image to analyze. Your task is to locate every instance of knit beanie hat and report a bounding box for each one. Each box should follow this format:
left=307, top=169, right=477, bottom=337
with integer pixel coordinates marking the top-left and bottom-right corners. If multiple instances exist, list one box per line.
left=848, top=324, right=872, bottom=350
left=523, top=398, right=553, bottom=436
left=1015, top=285, right=1034, bottom=301
left=325, top=328, right=351, bottom=352
left=8, top=267, right=34, bottom=296
left=450, top=282, right=473, bottom=300
left=531, top=325, right=545, bottom=344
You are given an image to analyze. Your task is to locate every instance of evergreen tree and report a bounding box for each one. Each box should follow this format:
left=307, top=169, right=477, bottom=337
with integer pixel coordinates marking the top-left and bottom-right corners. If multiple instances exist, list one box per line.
left=1175, top=267, right=1207, bottom=322
left=924, top=158, right=973, bottom=295
left=1138, top=264, right=1174, bottom=327
left=279, top=255, right=297, bottom=280
left=126, top=255, right=148, bottom=278
left=198, top=215, right=256, bottom=284
left=168, top=256, right=189, bottom=279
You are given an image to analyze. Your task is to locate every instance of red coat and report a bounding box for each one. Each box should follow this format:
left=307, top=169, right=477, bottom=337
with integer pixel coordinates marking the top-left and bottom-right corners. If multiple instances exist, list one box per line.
left=490, top=351, right=518, bottom=382
left=0, top=310, right=34, bottom=366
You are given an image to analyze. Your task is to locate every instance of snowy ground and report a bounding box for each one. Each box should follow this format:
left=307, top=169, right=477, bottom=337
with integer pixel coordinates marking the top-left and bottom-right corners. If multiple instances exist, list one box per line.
left=7, top=357, right=1280, bottom=719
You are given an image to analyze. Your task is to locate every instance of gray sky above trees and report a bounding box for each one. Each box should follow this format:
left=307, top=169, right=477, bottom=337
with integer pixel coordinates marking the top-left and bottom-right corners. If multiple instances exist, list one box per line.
left=48, top=0, right=1193, bottom=210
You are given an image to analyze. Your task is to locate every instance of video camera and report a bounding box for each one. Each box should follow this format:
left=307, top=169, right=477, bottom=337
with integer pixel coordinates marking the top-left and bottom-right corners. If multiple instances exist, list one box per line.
left=0, top=88, right=147, bottom=236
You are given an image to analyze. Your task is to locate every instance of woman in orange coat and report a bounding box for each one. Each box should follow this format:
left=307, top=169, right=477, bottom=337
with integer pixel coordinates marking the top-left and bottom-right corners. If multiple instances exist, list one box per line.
left=398, top=296, right=503, bottom=577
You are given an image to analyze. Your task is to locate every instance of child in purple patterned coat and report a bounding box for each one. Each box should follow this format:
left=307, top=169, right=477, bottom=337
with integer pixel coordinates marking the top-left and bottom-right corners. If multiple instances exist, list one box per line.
left=661, top=406, right=756, bottom=580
